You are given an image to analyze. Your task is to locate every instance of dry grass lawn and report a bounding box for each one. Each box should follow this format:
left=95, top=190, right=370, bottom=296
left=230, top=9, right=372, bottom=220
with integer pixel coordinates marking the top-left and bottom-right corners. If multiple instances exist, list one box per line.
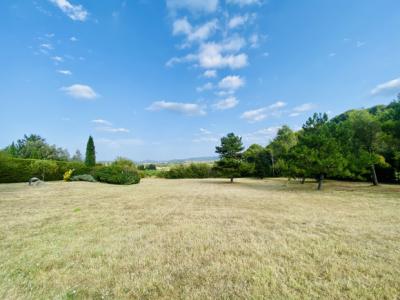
left=0, top=178, right=399, bottom=299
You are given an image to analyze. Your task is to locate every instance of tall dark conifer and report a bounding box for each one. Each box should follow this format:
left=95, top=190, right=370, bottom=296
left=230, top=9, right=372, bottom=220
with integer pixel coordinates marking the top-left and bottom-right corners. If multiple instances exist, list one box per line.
left=85, top=136, right=96, bottom=167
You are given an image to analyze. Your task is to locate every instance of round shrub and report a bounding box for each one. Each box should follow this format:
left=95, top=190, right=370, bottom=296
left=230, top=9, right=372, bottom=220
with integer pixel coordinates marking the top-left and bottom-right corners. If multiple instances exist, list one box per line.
left=94, top=164, right=140, bottom=185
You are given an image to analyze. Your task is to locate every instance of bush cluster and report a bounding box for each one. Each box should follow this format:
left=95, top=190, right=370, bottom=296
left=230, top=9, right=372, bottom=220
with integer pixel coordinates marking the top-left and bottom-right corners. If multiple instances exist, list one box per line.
left=93, top=159, right=140, bottom=185
left=160, top=163, right=217, bottom=179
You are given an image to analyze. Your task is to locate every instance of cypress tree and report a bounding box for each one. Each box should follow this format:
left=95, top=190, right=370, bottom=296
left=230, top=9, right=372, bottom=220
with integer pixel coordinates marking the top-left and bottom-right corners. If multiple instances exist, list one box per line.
left=85, top=136, right=96, bottom=166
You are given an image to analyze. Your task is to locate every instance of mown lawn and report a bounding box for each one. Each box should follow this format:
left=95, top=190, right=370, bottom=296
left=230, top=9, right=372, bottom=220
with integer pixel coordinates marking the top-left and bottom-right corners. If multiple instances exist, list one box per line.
left=0, top=178, right=399, bottom=299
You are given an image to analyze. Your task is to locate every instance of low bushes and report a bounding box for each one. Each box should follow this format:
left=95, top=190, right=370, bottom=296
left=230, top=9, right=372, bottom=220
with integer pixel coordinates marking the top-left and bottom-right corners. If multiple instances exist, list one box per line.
left=160, top=163, right=217, bottom=179
left=93, top=159, right=140, bottom=185
left=0, top=155, right=91, bottom=183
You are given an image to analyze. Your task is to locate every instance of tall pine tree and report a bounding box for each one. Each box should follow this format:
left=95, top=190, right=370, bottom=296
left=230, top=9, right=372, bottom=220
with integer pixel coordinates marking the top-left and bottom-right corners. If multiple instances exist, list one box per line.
left=85, top=136, right=96, bottom=167
left=215, top=133, right=244, bottom=183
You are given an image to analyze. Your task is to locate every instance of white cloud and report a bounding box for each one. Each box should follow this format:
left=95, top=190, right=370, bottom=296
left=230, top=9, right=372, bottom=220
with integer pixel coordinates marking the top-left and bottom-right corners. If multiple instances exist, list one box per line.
left=147, top=101, right=206, bottom=116
left=57, top=69, right=72, bottom=75
left=96, top=127, right=130, bottom=133
left=92, top=119, right=112, bottom=126
left=167, top=38, right=247, bottom=70
left=61, top=84, right=98, bottom=99
left=193, top=128, right=220, bottom=143
left=70, top=36, right=78, bottom=42
left=173, top=18, right=218, bottom=43
left=227, top=0, right=261, bottom=6
left=249, top=33, right=259, bottom=48
left=289, top=103, right=316, bottom=116
left=292, top=103, right=315, bottom=112
left=40, top=43, right=53, bottom=50
left=243, top=126, right=280, bottom=143
left=213, top=96, right=239, bottom=110
left=198, top=42, right=248, bottom=69
left=241, top=101, right=287, bottom=123
left=371, top=77, right=400, bottom=96
left=218, top=75, right=245, bottom=91
left=241, top=107, right=268, bottom=123
left=203, top=70, right=217, bottom=78
left=50, top=0, right=88, bottom=21
left=97, top=138, right=144, bottom=149
left=51, top=56, right=63, bottom=62
left=165, top=54, right=197, bottom=67
left=196, top=82, right=214, bottom=92
left=200, top=128, right=212, bottom=134
left=228, top=15, right=248, bottom=29
left=166, top=0, right=219, bottom=13
left=269, top=101, right=287, bottom=109
left=356, top=41, right=366, bottom=48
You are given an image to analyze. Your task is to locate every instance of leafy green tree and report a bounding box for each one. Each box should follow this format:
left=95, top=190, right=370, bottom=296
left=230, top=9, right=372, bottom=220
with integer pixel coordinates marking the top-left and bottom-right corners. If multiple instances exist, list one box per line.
left=4, top=134, right=69, bottom=161
left=242, top=144, right=272, bottom=178
left=267, top=125, right=297, bottom=176
left=344, top=111, right=385, bottom=185
left=215, top=133, right=244, bottom=183
left=85, top=136, right=96, bottom=167
left=292, top=113, right=346, bottom=190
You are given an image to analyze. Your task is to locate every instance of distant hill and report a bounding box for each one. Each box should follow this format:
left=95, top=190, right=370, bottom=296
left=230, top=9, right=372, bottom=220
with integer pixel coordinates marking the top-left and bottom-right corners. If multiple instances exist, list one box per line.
left=137, top=156, right=218, bottom=165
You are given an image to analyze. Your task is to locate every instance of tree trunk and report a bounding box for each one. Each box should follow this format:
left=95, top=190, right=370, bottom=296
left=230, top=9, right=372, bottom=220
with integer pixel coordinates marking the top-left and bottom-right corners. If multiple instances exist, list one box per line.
left=230, top=177, right=234, bottom=183
left=317, top=174, right=324, bottom=190
left=301, top=177, right=306, bottom=184
left=371, top=164, right=379, bottom=186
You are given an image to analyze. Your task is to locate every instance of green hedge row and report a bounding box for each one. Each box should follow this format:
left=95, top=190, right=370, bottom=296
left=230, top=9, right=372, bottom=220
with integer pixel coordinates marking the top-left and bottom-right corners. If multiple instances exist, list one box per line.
left=0, top=156, right=91, bottom=183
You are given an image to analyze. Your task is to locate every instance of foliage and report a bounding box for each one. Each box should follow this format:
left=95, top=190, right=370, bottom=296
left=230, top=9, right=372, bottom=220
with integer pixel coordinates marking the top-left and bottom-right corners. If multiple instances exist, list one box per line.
left=93, top=160, right=140, bottom=185
left=3, top=134, right=70, bottom=161
left=63, top=169, right=74, bottom=182
left=161, top=163, right=214, bottom=179
left=30, top=160, right=59, bottom=181
left=215, top=133, right=244, bottom=182
left=0, top=156, right=92, bottom=183
left=70, top=174, right=96, bottom=182
left=85, top=136, right=96, bottom=167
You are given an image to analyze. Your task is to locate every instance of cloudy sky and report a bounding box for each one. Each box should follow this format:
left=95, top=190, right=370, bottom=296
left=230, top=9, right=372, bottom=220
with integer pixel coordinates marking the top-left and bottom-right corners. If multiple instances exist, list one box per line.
left=1, top=0, right=400, bottom=161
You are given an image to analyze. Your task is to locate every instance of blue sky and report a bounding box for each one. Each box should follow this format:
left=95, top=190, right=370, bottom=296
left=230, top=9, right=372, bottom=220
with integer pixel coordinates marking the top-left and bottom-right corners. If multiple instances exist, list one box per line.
left=1, top=0, right=400, bottom=161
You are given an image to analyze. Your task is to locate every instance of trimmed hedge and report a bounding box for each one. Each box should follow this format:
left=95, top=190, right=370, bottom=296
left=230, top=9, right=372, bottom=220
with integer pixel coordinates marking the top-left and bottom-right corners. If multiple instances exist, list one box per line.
left=0, top=156, right=91, bottom=183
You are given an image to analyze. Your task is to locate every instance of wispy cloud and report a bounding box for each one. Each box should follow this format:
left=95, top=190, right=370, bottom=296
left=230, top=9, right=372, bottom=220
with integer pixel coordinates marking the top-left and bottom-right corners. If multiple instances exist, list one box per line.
left=241, top=101, right=287, bottom=123
left=61, top=84, right=98, bottom=99
left=213, top=96, right=239, bottom=110
left=173, top=18, right=218, bottom=43
left=371, top=77, right=400, bottom=96
left=57, top=69, right=72, bottom=75
left=147, top=101, right=206, bottom=116
left=203, top=70, right=217, bottom=78
left=166, top=0, right=219, bottom=14
left=96, top=127, right=130, bottom=133
left=196, top=82, right=214, bottom=92
left=50, top=0, right=88, bottom=21
left=51, top=56, right=64, bottom=62
left=289, top=103, right=316, bottom=117
left=97, top=138, right=144, bottom=149
left=92, top=119, right=112, bottom=126
left=243, top=126, right=280, bottom=144
left=226, top=0, right=262, bottom=6
left=193, top=128, right=220, bottom=143
left=228, top=14, right=249, bottom=29
left=218, top=75, right=245, bottom=91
